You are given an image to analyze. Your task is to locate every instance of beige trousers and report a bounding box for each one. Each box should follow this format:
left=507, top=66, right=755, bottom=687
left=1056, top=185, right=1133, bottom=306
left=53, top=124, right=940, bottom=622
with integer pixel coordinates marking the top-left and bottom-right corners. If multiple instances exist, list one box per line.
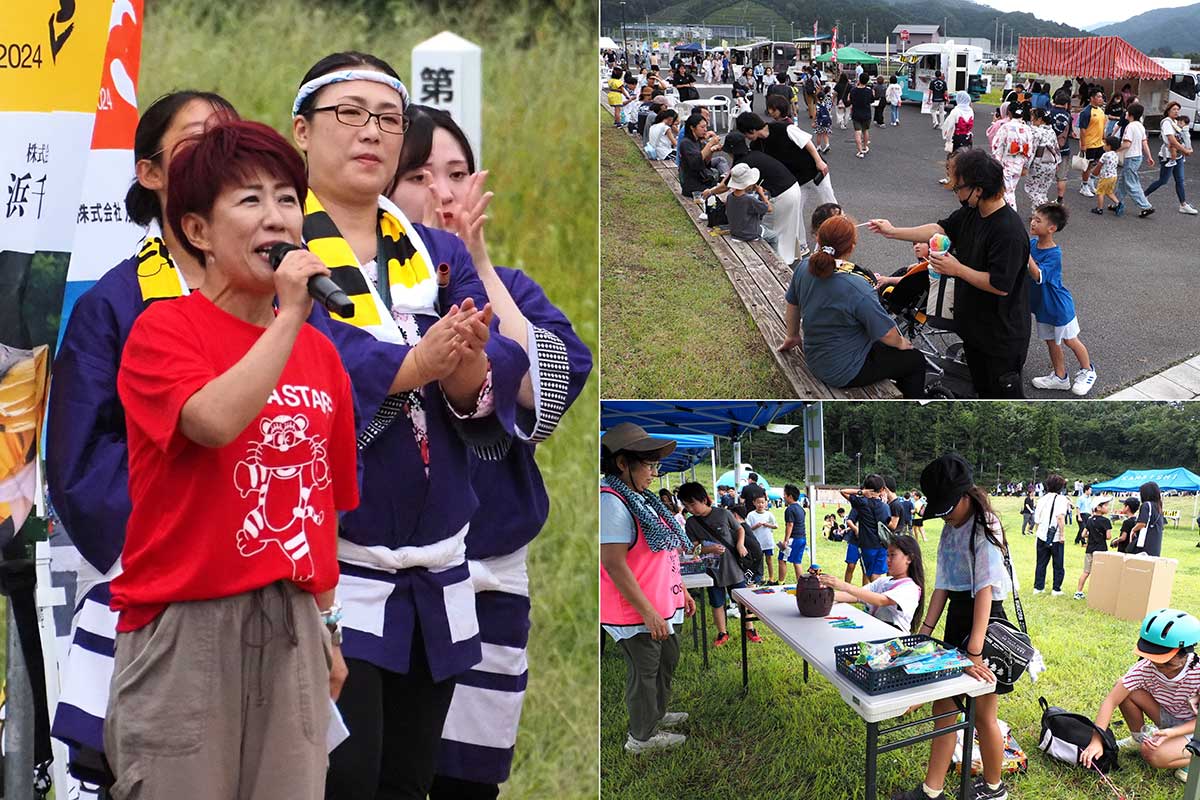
left=105, top=581, right=331, bottom=800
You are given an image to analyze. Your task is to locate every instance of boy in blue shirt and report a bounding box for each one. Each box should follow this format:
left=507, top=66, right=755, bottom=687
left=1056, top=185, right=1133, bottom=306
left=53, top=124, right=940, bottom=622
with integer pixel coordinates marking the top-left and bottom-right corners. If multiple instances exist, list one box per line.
left=840, top=475, right=894, bottom=583
left=781, top=484, right=807, bottom=582
left=1027, top=203, right=1097, bottom=396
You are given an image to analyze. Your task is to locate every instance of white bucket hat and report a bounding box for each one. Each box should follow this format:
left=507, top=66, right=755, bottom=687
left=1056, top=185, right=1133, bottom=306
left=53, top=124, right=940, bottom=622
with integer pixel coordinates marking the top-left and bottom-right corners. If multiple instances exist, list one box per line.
left=728, top=162, right=761, bottom=191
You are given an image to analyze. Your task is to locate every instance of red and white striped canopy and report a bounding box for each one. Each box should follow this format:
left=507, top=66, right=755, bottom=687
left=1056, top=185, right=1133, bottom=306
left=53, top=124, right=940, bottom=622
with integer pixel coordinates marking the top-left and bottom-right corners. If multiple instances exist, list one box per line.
left=1018, top=37, right=1171, bottom=80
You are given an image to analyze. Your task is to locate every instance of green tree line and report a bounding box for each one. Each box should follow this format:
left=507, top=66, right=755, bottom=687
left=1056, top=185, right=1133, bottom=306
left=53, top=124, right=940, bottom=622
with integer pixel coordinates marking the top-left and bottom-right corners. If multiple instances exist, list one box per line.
left=722, top=402, right=1200, bottom=490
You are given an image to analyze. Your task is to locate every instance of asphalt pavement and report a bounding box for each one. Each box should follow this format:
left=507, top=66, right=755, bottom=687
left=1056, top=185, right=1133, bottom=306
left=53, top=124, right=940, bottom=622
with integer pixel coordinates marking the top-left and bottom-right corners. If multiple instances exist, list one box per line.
left=690, top=85, right=1200, bottom=398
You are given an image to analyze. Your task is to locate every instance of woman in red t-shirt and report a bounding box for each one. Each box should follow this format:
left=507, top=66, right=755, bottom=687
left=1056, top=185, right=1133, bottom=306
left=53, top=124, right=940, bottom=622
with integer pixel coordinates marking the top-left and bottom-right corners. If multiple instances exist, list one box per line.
left=106, top=120, right=359, bottom=799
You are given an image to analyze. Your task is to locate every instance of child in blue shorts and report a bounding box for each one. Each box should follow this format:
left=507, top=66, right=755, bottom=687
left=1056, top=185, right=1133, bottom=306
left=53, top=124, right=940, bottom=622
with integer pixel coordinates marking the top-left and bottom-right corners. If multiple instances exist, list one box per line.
left=782, top=485, right=807, bottom=582
left=844, top=508, right=860, bottom=583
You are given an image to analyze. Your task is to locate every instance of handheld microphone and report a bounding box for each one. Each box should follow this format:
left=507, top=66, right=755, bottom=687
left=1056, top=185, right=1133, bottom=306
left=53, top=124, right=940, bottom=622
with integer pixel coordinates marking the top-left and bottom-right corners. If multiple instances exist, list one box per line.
left=268, top=243, right=355, bottom=318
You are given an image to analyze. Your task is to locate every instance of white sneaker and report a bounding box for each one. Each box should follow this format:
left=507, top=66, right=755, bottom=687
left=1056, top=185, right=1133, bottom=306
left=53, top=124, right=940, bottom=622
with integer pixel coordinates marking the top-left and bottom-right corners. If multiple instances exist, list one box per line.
left=727, top=604, right=740, bottom=619
left=1052, top=590, right=1065, bottom=596
left=1180, top=203, right=1198, bottom=215
left=1033, top=588, right=1043, bottom=594
left=1165, top=159, right=1177, bottom=168
left=1071, top=367, right=1097, bottom=396
left=856, top=151, right=865, bottom=158
left=1117, top=731, right=1147, bottom=749
left=1079, top=184, right=1096, bottom=197
left=625, top=731, right=686, bottom=753
left=1032, top=371, right=1071, bottom=391
left=659, top=711, right=689, bottom=727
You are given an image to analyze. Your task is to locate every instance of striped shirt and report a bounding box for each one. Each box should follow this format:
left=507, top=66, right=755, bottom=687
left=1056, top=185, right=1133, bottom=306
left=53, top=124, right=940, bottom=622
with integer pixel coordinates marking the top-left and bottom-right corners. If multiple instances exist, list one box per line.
left=1122, top=657, right=1200, bottom=721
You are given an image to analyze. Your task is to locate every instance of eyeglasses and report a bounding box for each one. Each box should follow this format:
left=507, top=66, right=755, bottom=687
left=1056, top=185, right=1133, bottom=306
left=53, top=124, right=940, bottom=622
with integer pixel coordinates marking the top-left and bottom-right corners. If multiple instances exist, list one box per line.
left=309, top=103, right=409, bottom=135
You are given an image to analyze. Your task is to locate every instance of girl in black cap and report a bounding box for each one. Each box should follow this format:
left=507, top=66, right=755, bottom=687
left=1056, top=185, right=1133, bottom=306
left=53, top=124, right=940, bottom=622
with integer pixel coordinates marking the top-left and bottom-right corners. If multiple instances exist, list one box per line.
left=894, top=454, right=1011, bottom=800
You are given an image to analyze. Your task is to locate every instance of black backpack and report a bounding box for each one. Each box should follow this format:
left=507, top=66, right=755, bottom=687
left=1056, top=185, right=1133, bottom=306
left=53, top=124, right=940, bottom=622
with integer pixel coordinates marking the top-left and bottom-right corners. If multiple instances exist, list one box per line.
left=1037, top=697, right=1119, bottom=774
left=695, top=511, right=762, bottom=581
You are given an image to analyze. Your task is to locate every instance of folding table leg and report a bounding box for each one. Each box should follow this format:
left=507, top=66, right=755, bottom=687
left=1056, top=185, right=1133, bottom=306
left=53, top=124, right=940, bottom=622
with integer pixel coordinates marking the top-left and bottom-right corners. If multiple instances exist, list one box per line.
left=740, top=603, right=749, bottom=690
left=958, top=695, right=976, bottom=800
left=690, top=590, right=699, bottom=650
left=865, top=720, right=879, bottom=800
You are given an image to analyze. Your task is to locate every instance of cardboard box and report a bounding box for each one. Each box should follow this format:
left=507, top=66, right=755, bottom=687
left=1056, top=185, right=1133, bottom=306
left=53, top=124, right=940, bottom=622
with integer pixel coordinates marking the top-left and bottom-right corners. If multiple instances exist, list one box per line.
left=1113, top=555, right=1177, bottom=622
left=1087, top=552, right=1128, bottom=615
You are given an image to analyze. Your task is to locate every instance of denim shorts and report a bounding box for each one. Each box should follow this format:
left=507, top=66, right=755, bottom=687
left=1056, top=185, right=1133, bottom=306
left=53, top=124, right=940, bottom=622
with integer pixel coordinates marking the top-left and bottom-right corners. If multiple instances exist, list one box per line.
left=707, top=581, right=748, bottom=608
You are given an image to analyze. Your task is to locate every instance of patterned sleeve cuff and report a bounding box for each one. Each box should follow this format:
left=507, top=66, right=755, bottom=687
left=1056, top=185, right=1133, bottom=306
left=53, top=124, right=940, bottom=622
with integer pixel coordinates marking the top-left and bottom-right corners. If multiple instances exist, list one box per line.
left=445, top=364, right=495, bottom=420
left=514, top=324, right=570, bottom=444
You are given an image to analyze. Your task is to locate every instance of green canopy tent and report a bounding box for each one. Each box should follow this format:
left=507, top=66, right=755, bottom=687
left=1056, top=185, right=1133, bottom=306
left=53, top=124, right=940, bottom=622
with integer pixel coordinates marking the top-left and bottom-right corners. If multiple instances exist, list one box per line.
left=815, top=47, right=878, bottom=65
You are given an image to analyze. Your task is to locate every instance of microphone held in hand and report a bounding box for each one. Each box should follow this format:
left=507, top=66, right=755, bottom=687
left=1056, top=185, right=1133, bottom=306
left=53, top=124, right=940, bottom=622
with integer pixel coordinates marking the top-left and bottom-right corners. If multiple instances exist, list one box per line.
left=267, top=243, right=355, bottom=318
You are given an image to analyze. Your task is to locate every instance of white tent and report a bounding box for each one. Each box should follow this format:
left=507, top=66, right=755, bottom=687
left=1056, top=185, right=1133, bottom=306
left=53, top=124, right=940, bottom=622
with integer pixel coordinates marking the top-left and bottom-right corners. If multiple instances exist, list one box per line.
left=600, top=36, right=619, bottom=51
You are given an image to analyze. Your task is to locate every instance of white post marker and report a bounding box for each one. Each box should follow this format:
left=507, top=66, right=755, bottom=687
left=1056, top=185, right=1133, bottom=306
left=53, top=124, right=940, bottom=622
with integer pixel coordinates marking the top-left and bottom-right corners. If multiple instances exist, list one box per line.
left=412, top=31, right=482, bottom=168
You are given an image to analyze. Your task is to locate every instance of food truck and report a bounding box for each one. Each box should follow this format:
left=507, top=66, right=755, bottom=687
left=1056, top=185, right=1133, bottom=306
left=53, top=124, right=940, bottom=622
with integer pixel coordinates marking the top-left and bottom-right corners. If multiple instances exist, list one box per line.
left=896, top=41, right=986, bottom=103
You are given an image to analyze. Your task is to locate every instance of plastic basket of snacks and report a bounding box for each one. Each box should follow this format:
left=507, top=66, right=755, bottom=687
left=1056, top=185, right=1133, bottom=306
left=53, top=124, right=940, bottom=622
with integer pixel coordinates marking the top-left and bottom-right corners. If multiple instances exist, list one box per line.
left=679, top=553, right=720, bottom=575
left=834, top=635, right=973, bottom=695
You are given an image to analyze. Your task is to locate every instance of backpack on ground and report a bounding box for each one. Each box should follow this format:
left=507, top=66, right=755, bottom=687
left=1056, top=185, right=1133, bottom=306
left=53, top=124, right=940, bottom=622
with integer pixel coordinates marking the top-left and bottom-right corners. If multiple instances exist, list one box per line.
left=1037, top=697, right=1119, bottom=774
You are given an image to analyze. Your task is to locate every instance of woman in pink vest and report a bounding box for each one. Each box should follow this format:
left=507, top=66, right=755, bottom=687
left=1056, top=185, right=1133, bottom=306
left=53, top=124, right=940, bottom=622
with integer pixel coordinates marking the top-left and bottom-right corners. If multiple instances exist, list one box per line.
left=600, top=423, right=695, bottom=754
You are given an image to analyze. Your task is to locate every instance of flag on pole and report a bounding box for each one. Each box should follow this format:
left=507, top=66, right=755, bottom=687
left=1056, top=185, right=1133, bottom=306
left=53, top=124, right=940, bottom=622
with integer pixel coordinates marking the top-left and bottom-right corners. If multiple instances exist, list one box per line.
left=832, top=26, right=839, bottom=63
left=813, top=20, right=818, bottom=38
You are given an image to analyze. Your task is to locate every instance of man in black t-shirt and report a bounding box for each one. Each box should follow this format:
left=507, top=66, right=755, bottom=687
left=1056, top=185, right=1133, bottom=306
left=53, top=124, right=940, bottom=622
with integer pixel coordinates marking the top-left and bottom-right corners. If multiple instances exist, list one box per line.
left=849, top=75, right=876, bottom=157
left=1075, top=496, right=1113, bottom=599
left=868, top=149, right=1031, bottom=397
left=739, top=472, right=767, bottom=507
left=929, top=71, right=948, bottom=128
left=1048, top=91, right=1074, bottom=203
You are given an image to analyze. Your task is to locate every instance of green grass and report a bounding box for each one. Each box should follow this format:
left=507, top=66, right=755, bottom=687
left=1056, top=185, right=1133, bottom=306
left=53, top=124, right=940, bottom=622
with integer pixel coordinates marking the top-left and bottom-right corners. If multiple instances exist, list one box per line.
left=600, top=117, right=793, bottom=398
left=139, top=2, right=597, bottom=796
left=602, top=493, right=1199, bottom=799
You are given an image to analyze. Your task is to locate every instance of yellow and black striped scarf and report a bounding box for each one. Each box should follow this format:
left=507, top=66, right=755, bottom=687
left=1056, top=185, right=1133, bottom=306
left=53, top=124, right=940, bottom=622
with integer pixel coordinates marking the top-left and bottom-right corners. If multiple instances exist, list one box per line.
left=134, top=236, right=188, bottom=305
left=302, top=191, right=437, bottom=343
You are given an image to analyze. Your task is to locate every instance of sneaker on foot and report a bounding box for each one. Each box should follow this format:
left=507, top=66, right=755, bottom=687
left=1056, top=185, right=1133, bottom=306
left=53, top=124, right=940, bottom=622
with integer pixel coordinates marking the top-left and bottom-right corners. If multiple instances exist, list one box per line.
left=1116, top=733, right=1143, bottom=749
left=1074, top=591, right=1085, bottom=600
left=659, top=711, right=689, bottom=727
left=624, top=731, right=685, bottom=753
left=1090, top=207, right=1104, bottom=215
left=972, top=778, right=1009, bottom=800
left=1181, top=203, right=1199, bottom=215
left=726, top=605, right=740, bottom=619
left=890, top=785, right=944, bottom=800
left=1139, top=207, right=1155, bottom=218
left=856, top=151, right=865, bottom=158
left=713, top=633, right=731, bottom=647
left=1033, top=588, right=1043, bottom=594
left=1079, top=184, right=1096, bottom=197
left=1071, top=367, right=1097, bottom=396
left=938, top=177, right=950, bottom=184
left=1112, top=202, right=1125, bottom=216
left=1165, top=159, right=1177, bottom=168
left=1053, top=590, right=1065, bottom=596
left=864, top=146, right=870, bottom=153
left=1032, top=371, right=1071, bottom=391
left=747, top=630, right=763, bottom=643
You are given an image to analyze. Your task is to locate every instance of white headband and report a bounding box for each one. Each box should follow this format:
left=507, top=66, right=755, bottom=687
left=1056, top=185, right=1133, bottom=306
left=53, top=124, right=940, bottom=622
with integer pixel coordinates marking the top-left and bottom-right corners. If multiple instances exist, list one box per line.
left=292, top=69, right=410, bottom=117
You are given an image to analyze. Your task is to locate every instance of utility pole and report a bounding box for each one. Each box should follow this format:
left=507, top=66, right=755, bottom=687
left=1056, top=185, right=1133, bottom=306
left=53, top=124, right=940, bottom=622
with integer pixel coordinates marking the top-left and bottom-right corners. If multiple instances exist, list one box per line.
left=619, top=1, right=629, bottom=67
left=994, top=18, right=999, bottom=55
left=851, top=21, right=856, bottom=44
left=865, top=17, right=869, bottom=46
left=856, top=453, right=862, bottom=486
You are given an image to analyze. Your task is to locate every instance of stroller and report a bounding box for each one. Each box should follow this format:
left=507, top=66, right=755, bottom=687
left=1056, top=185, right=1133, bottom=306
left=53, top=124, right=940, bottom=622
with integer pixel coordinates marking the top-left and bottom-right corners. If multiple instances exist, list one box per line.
left=877, top=261, right=974, bottom=398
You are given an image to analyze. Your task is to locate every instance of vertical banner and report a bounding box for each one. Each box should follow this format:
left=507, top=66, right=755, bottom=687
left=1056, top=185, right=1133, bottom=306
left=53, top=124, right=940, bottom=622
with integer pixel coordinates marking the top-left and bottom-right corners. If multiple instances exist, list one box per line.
left=412, top=31, right=482, bottom=168
left=0, top=0, right=110, bottom=547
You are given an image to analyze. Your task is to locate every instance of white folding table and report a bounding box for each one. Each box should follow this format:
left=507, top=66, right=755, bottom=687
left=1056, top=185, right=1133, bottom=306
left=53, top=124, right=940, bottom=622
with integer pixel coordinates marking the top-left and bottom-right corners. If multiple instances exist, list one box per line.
left=734, top=588, right=996, bottom=800
left=682, top=571, right=714, bottom=668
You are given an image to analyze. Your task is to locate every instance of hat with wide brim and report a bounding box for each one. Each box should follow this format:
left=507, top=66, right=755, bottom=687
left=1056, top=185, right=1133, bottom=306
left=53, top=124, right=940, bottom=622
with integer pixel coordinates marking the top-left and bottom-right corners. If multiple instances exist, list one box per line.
left=728, top=163, right=761, bottom=191
left=601, top=423, right=677, bottom=459
left=920, top=454, right=975, bottom=518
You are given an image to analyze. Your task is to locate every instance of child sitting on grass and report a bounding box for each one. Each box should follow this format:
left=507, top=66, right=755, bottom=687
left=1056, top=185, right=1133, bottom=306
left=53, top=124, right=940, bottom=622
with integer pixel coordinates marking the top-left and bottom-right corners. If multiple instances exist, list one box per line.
left=1081, top=609, right=1200, bottom=785
left=818, top=534, right=925, bottom=633
left=1027, top=203, right=1097, bottom=396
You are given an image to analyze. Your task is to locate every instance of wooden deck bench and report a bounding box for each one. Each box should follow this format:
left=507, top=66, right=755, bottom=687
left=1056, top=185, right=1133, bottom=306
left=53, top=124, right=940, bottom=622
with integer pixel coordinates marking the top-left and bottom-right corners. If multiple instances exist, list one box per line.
left=638, top=146, right=901, bottom=399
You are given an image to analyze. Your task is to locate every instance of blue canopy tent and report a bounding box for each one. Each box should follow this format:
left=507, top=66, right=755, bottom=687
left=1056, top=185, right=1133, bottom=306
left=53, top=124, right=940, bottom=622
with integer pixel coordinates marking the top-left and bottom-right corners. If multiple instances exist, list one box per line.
left=656, top=434, right=715, bottom=477
left=602, top=401, right=824, bottom=556
left=675, top=42, right=704, bottom=52
left=1092, top=468, right=1200, bottom=527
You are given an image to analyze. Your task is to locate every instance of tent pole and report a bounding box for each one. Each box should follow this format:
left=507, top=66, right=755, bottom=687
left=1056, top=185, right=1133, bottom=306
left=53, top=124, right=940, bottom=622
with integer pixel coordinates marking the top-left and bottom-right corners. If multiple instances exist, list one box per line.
left=711, top=447, right=719, bottom=503
left=734, top=440, right=743, bottom=489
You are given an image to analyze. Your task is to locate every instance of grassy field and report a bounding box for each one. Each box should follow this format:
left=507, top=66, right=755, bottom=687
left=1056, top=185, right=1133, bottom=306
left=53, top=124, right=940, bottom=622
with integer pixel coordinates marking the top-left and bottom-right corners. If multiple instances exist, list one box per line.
left=600, top=117, right=793, bottom=398
left=134, top=2, right=600, bottom=796
left=602, top=487, right=1199, bottom=800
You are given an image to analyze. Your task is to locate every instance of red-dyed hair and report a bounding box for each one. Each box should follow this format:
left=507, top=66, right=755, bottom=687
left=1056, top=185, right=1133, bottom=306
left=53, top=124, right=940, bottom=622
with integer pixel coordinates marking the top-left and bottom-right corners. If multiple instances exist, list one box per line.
left=808, top=214, right=858, bottom=278
left=166, top=120, right=308, bottom=264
